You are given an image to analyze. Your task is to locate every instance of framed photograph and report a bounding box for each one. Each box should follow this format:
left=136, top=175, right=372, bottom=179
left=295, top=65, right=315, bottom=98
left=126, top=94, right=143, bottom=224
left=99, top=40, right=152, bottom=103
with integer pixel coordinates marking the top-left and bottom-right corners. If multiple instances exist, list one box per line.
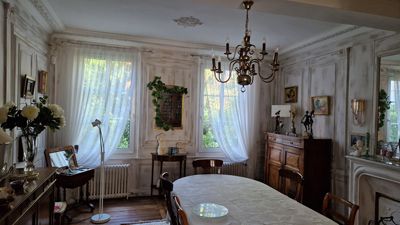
left=311, top=96, right=330, bottom=115
left=350, top=133, right=366, bottom=148
left=284, top=86, right=298, bottom=103
left=38, top=70, right=48, bottom=94
left=21, top=75, right=35, bottom=99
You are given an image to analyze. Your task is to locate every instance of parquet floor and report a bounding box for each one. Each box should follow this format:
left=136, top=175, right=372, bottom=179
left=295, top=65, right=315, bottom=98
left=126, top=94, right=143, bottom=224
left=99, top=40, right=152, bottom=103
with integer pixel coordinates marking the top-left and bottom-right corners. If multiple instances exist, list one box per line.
left=66, top=197, right=166, bottom=225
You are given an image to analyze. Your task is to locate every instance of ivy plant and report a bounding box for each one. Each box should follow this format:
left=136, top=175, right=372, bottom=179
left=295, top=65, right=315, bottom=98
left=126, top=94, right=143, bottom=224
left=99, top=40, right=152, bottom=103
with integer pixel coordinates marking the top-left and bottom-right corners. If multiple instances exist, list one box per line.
left=147, top=76, right=188, bottom=131
left=377, top=89, right=391, bottom=131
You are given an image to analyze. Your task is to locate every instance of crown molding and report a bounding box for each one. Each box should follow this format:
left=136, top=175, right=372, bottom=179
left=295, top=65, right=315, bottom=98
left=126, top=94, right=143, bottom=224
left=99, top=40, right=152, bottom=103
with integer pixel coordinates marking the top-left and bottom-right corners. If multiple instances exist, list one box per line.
left=26, top=0, right=64, bottom=32
left=281, top=25, right=361, bottom=54
left=51, top=27, right=226, bottom=56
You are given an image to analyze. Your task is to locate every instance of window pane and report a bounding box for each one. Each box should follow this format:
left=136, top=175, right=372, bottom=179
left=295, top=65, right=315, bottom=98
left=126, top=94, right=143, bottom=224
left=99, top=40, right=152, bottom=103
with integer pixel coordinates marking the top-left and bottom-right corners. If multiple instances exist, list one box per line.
left=83, top=57, right=133, bottom=150
left=202, top=68, right=239, bottom=150
left=118, top=121, right=130, bottom=149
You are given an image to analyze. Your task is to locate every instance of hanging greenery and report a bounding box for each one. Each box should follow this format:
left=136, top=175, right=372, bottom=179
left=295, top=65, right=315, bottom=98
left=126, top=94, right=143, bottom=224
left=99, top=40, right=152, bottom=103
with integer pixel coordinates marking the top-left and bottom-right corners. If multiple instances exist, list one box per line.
left=378, top=89, right=391, bottom=130
left=147, top=76, right=188, bottom=131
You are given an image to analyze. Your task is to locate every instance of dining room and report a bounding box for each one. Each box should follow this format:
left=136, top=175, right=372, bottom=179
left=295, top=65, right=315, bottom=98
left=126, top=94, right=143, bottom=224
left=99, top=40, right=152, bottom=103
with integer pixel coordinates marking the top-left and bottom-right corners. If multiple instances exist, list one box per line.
left=0, top=0, right=400, bottom=224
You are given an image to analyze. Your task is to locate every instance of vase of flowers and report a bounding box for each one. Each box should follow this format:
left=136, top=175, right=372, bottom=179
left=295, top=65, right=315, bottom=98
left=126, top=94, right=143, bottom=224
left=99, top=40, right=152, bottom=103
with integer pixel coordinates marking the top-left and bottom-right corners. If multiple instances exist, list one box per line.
left=0, top=96, right=65, bottom=173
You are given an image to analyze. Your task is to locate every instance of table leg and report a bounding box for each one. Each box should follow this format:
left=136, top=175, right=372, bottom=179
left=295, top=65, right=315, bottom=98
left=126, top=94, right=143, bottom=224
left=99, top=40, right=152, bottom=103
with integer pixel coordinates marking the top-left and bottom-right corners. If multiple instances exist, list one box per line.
left=151, top=158, right=154, bottom=196
left=158, top=161, right=163, bottom=196
left=184, top=158, right=187, bottom=177
left=179, top=160, right=183, bottom=178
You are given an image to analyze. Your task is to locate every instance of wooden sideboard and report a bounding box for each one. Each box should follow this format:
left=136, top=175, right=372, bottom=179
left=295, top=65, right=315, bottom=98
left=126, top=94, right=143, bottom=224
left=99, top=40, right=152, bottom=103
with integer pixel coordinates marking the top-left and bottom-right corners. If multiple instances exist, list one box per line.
left=0, top=168, right=56, bottom=225
left=264, top=132, right=332, bottom=212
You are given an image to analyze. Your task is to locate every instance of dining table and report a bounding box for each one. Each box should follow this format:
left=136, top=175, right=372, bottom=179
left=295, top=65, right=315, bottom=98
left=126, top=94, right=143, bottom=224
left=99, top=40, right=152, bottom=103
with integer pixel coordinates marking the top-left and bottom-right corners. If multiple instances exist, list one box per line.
left=173, top=174, right=337, bottom=225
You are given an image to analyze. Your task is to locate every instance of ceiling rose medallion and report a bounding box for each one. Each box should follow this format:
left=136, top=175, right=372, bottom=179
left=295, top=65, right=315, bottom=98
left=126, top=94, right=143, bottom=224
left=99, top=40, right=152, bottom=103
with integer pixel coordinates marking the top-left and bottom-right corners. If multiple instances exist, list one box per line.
left=211, top=0, right=280, bottom=92
left=174, top=16, right=203, bottom=28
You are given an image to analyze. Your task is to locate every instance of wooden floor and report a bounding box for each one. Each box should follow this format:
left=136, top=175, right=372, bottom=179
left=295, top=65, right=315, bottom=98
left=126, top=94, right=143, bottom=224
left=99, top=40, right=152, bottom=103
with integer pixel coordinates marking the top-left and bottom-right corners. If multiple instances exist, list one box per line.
left=67, top=197, right=166, bottom=225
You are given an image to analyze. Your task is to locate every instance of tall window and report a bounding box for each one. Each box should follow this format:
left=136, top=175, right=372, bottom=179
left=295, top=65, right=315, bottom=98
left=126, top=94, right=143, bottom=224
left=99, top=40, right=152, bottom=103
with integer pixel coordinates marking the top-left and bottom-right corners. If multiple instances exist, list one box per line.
left=202, top=68, right=237, bottom=150
left=201, top=60, right=254, bottom=163
left=82, top=57, right=133, bottom=151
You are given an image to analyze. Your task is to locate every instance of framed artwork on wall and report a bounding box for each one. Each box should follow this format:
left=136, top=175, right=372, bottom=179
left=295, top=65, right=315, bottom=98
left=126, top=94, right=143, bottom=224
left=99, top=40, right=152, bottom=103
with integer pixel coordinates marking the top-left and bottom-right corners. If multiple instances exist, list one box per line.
left=284, top=86, right=298, bottom=103
left=350, top=133, right=366, bottom=148
left=311, top=96, right=330, bottom=115
left=21, top=75, right=35, bottom=99
left=38, top=70, right=48, bottom=94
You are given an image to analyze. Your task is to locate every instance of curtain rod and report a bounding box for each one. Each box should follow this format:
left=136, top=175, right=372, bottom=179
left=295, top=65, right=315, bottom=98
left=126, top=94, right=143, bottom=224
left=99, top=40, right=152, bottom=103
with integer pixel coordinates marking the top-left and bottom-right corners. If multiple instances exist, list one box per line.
left=52, top=38, right=145, bottom=51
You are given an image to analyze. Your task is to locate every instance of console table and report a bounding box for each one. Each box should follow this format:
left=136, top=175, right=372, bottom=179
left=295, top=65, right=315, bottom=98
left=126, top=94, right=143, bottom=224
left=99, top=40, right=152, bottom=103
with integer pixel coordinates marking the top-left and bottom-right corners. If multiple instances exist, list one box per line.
left=0, top=168, right=56, bottom=225
left=150, top=153, right=187, bottom=196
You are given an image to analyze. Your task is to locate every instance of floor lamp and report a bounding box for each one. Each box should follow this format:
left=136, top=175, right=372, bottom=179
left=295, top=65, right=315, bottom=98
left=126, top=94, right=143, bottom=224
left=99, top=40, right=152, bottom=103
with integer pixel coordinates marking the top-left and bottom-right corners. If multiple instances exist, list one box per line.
left=91, top=119, right=111, bottom=224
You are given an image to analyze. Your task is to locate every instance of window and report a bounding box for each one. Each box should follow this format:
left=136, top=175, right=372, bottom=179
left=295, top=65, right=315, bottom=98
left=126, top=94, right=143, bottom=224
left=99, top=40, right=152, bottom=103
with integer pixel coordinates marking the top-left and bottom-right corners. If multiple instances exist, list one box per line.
left=83, top=57, right=133, bottom=151
left=202, top=68, right=239, bottom=151
left=387, top=79, right=399, bottom=142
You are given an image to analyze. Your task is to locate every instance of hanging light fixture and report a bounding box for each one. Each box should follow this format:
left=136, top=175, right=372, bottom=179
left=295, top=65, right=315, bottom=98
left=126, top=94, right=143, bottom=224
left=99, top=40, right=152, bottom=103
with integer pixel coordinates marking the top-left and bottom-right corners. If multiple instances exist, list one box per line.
left=211, top=0, right=280, bottom=92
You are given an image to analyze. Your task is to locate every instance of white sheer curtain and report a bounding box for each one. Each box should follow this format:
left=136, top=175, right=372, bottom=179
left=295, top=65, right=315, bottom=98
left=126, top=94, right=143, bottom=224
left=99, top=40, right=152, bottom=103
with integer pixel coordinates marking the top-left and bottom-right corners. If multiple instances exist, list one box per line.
left=55, top=44, right=137, bottom=167
left=202, top=59, right=259, bottom=163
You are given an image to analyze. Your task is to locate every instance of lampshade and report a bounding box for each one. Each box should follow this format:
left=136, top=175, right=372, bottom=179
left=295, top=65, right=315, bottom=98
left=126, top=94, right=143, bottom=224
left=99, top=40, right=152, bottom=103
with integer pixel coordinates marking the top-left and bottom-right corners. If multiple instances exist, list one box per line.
left=0, top=129, right=12, bottom=145
left=271, top=105, right=291, bottom=117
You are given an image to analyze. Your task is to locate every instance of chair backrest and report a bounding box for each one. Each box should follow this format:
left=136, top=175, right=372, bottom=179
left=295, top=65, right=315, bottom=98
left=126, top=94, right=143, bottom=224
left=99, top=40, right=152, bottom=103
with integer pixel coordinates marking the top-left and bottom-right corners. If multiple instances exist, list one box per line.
left=278, top=168, right=304, bottom=202
left=192, top=159, right=223, bottom=174
left=173, top=195, right=189, bottom=225
left=159, top=172, right=178, bottom=225
left=44, top=145, right=78, bottom=168
left=322, top=192, right=359, bottom=225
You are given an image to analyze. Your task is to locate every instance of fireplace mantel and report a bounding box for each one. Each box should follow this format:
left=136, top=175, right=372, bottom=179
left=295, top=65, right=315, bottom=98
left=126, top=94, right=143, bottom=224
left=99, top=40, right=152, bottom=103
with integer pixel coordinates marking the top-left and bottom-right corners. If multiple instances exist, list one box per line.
left=347, top=155, right=400, bottom=225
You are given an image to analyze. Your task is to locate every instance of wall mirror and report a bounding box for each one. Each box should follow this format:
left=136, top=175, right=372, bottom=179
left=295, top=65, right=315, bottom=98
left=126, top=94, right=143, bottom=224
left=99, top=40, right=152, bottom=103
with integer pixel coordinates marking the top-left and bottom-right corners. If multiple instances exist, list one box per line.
left=378, top=54, right=400, bottom=156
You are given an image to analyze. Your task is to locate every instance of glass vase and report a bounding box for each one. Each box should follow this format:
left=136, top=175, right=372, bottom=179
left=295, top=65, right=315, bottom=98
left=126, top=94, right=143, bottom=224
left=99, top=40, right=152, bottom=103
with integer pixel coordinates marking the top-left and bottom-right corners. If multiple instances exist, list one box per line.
left=23, top=135, right=37, bottom=173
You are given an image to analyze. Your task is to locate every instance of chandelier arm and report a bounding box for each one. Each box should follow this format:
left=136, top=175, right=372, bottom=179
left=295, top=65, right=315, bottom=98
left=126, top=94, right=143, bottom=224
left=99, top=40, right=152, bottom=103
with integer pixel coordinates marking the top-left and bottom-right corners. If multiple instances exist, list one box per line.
left=226, top=45, right=242, bottom=61
left=216, top=70, right=233, bottom=84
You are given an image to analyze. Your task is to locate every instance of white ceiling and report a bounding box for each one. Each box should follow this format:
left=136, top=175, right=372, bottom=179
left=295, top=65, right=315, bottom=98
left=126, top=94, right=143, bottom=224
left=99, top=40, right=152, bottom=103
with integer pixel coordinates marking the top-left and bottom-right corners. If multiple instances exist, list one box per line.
left=47, top=0, right=345, bottom=50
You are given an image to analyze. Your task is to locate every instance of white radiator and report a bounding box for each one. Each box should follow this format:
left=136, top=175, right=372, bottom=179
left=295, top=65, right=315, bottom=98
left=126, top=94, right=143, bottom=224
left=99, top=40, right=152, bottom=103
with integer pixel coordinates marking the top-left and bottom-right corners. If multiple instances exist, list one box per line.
left=89, top=164, right=130, bottom=200
left=212, top=162, right=248, bottom=177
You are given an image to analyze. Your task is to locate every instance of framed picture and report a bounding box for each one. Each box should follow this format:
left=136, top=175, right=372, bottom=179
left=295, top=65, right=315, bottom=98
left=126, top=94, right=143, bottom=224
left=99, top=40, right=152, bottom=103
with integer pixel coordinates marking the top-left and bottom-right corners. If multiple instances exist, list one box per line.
left=350, top=133, right=366, bottom=148
left=284, top=86, right=298, bottom=103
left=311, top=96, right=330, bottom=115
left=21, top=75, right=35, bottom=99
left=38, top=70, right=48, bottom=94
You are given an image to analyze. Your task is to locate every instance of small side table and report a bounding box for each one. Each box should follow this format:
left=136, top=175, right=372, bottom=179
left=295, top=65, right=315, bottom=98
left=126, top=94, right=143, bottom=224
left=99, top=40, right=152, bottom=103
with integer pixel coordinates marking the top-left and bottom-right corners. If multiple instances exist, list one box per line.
left=150, top=153, right=187, bottom=196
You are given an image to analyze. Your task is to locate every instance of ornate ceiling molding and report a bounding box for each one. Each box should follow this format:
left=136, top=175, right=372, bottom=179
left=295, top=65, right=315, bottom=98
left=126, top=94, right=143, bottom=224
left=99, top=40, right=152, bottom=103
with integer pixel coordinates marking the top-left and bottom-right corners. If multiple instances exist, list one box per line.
left=174, top=16, right=203, bottom=28
left=28, top=0, right=64, bottom=31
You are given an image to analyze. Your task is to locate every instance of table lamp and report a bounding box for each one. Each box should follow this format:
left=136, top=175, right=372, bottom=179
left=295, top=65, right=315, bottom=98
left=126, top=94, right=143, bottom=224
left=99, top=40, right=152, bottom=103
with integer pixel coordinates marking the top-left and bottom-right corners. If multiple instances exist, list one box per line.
left=271, top=105, right=291, bottom=134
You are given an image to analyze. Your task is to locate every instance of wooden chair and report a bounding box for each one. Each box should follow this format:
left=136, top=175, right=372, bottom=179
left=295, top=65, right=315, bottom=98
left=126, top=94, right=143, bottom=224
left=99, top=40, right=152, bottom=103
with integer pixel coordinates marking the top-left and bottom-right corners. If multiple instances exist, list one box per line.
left=173, top=195, right=189, bottom=225
left=192, top=159, right=223, bottom=174
left=278, top=168, right=304, bottom=202
left=159, top=172, right=178, bottom=225
left=322, top=192, right=359, bottom=225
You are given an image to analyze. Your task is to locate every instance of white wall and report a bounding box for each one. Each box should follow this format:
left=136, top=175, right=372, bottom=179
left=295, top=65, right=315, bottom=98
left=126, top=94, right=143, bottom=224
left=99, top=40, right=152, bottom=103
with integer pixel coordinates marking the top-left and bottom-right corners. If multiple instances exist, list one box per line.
left=1, top=0, right=50, bottom=167
left=277, top=28, right=399, bottom=199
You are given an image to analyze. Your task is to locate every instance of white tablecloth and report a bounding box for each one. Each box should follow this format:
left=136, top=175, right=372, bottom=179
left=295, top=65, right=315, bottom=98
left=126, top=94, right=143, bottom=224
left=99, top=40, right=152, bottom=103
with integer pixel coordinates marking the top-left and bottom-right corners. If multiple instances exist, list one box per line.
left=173, top=174, right=336, bottom=225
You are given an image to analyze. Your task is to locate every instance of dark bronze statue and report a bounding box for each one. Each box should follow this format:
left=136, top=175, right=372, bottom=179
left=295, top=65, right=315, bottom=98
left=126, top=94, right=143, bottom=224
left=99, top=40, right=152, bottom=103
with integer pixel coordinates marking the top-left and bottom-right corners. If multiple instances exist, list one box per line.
left=301, top=110, right=314, bottom=138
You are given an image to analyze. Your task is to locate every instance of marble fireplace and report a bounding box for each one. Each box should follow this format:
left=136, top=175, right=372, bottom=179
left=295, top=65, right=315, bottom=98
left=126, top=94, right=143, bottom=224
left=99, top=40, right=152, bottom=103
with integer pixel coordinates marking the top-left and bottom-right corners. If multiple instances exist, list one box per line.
left=347, top=156, right=400, bottom=225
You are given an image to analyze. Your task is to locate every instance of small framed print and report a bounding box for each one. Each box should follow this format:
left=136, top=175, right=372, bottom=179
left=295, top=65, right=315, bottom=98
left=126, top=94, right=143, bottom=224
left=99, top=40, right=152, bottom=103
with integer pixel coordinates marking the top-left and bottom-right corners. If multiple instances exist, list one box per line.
left=311, top=96, right=330, bottom=115
left=38, top=70, right=48, bottom=94
left=21, top=75, right=35, bottom=99
left=284, top=86, right=298, bottom=103
left=350, top=133, right=366, bottom=148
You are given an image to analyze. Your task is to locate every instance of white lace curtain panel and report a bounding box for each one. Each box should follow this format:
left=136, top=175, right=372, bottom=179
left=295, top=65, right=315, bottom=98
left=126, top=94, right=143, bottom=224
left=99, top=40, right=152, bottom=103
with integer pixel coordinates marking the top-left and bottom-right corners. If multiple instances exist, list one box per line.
left=202, top=59, right=260, bottom=163
left=54, top=44, right=137, bottom=167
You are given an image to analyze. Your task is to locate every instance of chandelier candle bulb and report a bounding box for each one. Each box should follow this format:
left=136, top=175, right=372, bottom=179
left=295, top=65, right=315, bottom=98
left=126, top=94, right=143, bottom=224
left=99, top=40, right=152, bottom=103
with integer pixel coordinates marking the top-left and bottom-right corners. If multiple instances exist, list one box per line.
left=212, top=57, right=216, bottom=68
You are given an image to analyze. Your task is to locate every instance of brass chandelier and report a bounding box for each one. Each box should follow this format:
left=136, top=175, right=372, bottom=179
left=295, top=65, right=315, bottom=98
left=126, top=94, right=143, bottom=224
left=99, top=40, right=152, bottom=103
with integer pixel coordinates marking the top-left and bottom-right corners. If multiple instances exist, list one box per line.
left=211, top=0, right=279, bottom=92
